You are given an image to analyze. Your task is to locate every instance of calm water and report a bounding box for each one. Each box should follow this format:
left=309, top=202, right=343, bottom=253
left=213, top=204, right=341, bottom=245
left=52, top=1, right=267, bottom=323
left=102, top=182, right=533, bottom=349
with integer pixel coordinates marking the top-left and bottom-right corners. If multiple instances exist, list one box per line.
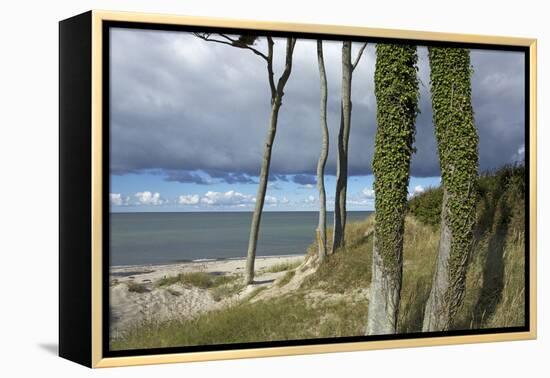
left=110, top=211, right=372, bottom=266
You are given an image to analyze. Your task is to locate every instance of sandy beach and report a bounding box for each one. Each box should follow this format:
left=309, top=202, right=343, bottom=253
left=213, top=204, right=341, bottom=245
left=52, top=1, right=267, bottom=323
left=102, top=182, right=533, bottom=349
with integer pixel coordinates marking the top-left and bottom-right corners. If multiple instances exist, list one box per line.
left=109, top=255, right=306, bottom=337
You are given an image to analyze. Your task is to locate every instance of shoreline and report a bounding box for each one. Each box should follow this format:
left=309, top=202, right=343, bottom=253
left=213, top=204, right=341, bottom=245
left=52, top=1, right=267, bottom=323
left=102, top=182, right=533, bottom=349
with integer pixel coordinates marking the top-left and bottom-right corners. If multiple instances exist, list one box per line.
left=110, top=253, right=306, bottom=270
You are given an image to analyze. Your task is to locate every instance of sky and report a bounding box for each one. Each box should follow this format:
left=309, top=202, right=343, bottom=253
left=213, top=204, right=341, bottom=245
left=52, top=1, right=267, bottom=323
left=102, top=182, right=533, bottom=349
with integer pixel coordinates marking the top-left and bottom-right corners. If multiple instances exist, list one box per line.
left=109, top=28, right=525, bottom=212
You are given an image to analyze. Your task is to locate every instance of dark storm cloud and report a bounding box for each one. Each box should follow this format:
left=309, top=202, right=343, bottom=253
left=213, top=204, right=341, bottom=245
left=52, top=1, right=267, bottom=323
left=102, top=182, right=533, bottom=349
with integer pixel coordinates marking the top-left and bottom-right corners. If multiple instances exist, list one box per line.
left=270, top=174, right=289, bottom=182
left=163, top=169, right=257, bottom=184
left=292, top=174, right=317, bottom=186
left=206, top=170, right=257, bottom=184
left=164, top=170, right=212, bottom=185
left=110, top=29, right=525, bottom=183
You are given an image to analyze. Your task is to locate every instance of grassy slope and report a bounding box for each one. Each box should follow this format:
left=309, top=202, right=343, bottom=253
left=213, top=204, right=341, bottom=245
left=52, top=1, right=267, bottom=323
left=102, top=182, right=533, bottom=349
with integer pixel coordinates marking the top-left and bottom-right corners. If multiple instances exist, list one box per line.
left=408, top=164, right=526, bottom=329
left=112, top=165, right=525, bottom=350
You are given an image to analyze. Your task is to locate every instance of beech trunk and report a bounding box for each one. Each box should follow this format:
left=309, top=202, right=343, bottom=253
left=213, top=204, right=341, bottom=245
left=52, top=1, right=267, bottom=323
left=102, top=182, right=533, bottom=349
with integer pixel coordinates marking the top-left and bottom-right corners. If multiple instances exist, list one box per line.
left=332, top=41, right=352, bottom=252
left=316, top=40, right=329, bottom=261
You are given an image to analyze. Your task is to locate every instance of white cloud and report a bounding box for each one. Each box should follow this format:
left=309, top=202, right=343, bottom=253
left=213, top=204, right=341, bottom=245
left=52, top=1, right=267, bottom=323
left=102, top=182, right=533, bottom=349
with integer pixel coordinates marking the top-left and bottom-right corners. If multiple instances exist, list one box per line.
left=135, top=191, right=164, bottom=205
left=512, top=144, right=525, bottom=162
left=346, top=187, right=376, bottom=206
left=408, top=185, right=426, bottom=199
left=413, top=185, right=425, bottom=195
left=265, top=195, right=279, bottom=205
left=361, top=188, right=375, bottom=199
left=348, top=198, right=372, bottom=206
left=200, top=190, right=255, bottom=206
left=176, top=191, right=292, bottom=208
left=178, top=194, right=200, bottom=205
left=267, top=182, right=281, bottom=190
left=110, top=193, right=129, bottom=206
left=304, top=195, right=316, bottom=204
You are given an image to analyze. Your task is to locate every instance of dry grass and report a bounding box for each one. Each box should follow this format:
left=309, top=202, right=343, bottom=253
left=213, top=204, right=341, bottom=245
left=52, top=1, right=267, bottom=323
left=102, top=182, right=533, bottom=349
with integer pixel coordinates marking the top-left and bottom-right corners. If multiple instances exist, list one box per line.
left=397, top=217, right=439, bottom=333
left=210, top=281, right=245, bottom=302
left=126, top=281, right=150, bottom=294
left=265, top=260, right=301, bottom=273
left=156, top=272, right=238, bottom=289
left=302, top=216, right=374, bottom=294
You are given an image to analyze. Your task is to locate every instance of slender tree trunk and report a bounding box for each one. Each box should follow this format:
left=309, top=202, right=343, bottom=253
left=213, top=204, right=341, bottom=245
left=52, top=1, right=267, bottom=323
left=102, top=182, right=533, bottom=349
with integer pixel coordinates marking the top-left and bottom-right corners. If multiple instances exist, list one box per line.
left=316, top=40, right=329, bottom=261
left=366, top=44, right=419, bottom=335
left=245, top=99, right=282, bottom=283
left=340, top=45, right=352, bottom=234
left=332, top=41, right=352, bottom=252
left=245, top=38, right=296, bottom=284
left=332, top=105, right=344, bottom=253
left=422, top=47, right=478, bottom=331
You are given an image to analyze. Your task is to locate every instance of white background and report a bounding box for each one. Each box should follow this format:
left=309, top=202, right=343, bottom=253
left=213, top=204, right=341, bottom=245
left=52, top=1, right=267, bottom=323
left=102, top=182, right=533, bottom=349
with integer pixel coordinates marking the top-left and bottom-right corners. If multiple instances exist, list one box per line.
left=0, top=0, right=547, bottom=376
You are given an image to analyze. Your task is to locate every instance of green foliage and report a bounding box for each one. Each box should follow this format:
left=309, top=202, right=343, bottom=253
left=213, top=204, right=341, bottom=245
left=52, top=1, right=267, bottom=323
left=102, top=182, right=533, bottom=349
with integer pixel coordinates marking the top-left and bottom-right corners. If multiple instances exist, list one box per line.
left=407, top=165, right=525, bottom=230
left=372, top=43, right=419, bottom=274
left=407, top=187, right=443, bottom=227
left=234, top=35, right=258, bottom=47
left=429, top=47, right=479, bottom=315
left=156, top=272, right=238, bottom=289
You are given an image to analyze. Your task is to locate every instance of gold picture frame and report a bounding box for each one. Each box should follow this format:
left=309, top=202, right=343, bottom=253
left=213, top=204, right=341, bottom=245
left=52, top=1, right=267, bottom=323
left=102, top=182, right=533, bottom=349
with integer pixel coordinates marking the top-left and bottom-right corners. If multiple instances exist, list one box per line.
left=59, top=9, right=537, bottom=368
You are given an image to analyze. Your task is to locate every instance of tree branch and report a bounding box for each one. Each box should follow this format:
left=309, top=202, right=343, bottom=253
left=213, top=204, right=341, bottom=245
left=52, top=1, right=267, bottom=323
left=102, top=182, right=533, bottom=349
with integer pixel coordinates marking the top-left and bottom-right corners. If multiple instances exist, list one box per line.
left=275, top=38, right=297, bottom=95
left=193, top=32, right=269, bottom=61
left=352, top=42, right=368, bottom=72
left=266, top=37, right=276, bottom=101
left=193, top=33, right=236, bottom=48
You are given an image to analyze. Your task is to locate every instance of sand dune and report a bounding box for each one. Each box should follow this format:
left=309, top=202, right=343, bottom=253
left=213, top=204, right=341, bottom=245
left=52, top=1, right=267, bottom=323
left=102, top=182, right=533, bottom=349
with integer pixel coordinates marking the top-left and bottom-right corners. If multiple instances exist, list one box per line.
left=109, top=255, right=305, bottom=337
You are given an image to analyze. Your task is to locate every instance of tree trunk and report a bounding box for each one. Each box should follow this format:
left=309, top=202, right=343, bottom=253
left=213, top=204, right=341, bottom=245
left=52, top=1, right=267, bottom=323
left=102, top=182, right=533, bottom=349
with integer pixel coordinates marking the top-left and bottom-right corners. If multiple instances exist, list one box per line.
left=316, top=40, right=329, bottom=262
left=366, top=44, right=419, bottom=335
left=245, top=99, right=282, bottom=284
left=332, top=41, right=352, bottom=253
left=366, top=234, right=403, bottom=334
left=245, top=38, right=296, bottom=284
left=423, top=189, right=453, bottom=331
left=422, top=47, right=478, bottom=331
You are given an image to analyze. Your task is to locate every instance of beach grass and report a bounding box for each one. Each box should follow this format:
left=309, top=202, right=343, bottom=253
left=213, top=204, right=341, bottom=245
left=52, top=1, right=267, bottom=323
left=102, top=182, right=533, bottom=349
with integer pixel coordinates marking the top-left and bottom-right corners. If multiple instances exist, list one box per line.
left=265, top=261, right=302, bottom=273
left=110, top=293, right=370, bottom=350
left=265, top=260, right=301, bottom=273
left=211, top=281, right=245, bottom=302
left=156, top=272, right=239, bottom=289
left=126, top=282, right=150, bottom=294
left=302, top=217, right=374, bottom=294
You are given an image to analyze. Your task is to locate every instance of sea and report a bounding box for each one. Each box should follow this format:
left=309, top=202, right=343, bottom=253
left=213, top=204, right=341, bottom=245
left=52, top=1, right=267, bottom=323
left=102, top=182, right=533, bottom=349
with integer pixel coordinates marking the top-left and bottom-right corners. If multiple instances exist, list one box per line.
left=110, top=211, right=373, bottom=266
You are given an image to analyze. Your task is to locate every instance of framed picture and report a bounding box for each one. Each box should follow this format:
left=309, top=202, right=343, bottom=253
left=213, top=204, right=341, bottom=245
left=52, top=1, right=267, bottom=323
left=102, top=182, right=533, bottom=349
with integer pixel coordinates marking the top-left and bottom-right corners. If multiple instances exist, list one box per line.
left=59, top=10, right=537, bottom=368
